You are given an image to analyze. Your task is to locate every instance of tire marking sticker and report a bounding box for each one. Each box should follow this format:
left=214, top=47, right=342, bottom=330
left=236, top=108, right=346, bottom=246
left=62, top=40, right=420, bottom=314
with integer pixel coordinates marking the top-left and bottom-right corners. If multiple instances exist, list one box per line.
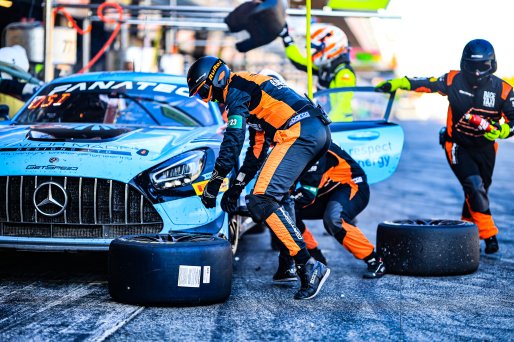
left=178, top=265, right=201, bottom=288
left=203, top=266, right=211, bottom=284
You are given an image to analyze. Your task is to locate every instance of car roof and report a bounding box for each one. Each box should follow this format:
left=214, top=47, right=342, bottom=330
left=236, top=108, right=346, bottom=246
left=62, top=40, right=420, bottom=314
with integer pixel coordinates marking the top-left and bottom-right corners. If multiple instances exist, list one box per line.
left=49, top=71, right=187, bottom=85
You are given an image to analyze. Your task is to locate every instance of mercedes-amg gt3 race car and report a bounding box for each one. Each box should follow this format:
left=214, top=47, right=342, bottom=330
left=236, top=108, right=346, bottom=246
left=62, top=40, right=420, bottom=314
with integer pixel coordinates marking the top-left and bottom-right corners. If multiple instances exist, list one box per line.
left=0, top=72, right=237, bottom=251
left=0, top=73, right=403, bottom=255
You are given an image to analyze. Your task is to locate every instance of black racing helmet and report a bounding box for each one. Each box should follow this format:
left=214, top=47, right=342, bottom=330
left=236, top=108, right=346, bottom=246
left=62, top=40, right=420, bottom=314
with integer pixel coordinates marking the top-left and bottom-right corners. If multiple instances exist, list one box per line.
left=460, top=39, right=497, bottom=86
left=187, top=56, right=231, bottom=102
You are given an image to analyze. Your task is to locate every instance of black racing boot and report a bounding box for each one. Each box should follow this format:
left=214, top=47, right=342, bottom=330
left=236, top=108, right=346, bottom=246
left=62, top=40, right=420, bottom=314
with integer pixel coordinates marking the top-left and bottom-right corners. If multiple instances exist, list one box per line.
left=273, top=255, right=297, bottom=283
left=308, top=247, right=327, bottom=266
left=294, top=257, right=330, bottom=300
left=484, top=235, right=499, bottom=254
left=363, top=255, right=386, bottom=279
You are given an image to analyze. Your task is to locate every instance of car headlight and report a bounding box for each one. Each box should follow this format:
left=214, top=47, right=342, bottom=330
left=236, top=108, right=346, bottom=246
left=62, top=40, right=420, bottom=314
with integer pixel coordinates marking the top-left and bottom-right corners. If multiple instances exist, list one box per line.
left=150, top=150, right=205, bottom=189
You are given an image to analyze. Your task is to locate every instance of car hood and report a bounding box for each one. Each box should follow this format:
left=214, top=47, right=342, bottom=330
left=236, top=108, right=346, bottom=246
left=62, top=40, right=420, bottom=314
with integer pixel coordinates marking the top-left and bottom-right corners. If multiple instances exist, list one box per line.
left=0, top=123, right=221, bottom=182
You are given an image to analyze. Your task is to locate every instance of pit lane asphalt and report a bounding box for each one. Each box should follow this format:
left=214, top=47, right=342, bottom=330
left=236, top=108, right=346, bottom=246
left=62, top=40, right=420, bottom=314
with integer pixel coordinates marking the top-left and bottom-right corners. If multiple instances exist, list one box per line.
left=0, top=120, right=513, bottom=341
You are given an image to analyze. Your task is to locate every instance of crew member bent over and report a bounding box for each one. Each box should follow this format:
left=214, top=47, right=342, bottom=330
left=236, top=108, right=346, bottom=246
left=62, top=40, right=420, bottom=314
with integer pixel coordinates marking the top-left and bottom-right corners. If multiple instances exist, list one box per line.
left=187, top=56, right=332, bottom=299
left=272, top=142, right=386, bottom=282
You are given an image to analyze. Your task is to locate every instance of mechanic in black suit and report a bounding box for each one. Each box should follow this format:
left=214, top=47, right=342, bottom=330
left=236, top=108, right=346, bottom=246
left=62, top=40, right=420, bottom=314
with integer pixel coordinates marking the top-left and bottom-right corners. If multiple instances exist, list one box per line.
left=376, top=39, right=514, bottom=254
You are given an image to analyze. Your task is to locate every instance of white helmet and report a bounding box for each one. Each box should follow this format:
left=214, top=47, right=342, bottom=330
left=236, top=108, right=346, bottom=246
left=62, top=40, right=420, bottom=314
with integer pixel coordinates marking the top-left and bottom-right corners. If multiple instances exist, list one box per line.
left=259, top=68, right=286, bottom=83
left=310, top=24, right=348, bottom=67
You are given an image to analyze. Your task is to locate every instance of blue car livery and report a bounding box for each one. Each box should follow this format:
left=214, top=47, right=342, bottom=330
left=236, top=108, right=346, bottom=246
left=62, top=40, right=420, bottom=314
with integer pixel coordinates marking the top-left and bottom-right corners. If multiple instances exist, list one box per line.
left=0, top=72, right=233, bottom=251
left=0, top=73, right=404, bottom=252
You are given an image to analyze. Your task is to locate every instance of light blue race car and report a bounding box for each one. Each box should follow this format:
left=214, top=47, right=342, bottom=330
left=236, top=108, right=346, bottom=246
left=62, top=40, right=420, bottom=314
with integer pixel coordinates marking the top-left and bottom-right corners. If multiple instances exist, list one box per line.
left=0, top=73, right=404, bottom=254
left=0, top=72, right=241, bottom=251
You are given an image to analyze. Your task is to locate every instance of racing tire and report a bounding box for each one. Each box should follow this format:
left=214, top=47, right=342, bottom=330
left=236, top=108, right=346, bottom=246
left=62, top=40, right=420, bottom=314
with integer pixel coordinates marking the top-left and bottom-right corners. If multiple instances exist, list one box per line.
left=108, top=233, right=232, bottom=306
left=377, top=219, right=480, bottom=276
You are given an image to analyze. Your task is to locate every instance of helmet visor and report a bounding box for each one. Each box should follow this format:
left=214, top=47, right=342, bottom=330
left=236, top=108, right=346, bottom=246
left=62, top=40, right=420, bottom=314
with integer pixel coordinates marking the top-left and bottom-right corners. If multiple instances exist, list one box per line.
left=192, top=81, right=213, bottom=102
left=462, top=59, right=493, bottom=75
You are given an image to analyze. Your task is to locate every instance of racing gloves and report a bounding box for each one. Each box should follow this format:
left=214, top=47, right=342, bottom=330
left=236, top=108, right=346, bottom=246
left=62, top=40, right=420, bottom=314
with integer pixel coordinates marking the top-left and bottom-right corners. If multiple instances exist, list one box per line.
left=375, top=77, right=411, bottom=93
left=484, top=123, right=511, bottom=141
left=201, top=168, right=225, bottom=208
left=221, top=172, right=248, bottom=214
left=278, top=24, right=294, bottom=48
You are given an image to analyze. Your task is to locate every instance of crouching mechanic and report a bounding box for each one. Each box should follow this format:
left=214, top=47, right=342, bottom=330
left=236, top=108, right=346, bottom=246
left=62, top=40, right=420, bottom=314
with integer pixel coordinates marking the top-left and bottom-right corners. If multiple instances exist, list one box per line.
left=187, top=56, right=332, bottom=300
left=375, top=39, right=514, bottom=254
left=273, top=141, right=386, bottom=282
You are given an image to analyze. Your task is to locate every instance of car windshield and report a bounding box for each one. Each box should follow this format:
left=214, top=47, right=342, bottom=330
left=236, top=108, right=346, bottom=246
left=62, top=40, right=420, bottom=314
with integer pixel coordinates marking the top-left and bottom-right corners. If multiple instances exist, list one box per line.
left=13, top=80, right=216, bottom=127
left=314, top=86, right=395, bottom=122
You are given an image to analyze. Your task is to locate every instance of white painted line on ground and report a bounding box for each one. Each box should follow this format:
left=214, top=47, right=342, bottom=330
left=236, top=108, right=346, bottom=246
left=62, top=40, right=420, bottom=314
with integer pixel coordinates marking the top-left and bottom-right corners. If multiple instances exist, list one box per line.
left=91, top=306, right=145, bottom=342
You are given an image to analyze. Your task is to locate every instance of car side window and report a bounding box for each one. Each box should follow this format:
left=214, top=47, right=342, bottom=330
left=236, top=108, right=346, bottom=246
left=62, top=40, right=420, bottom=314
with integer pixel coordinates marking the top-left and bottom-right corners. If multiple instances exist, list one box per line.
left=315, top=87, right=393, bottom=122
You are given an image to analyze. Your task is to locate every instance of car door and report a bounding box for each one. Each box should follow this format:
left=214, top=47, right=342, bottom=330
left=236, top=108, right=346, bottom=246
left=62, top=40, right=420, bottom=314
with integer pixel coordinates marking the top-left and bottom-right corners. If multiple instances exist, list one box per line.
left=314, top=86, right=404, bottom=184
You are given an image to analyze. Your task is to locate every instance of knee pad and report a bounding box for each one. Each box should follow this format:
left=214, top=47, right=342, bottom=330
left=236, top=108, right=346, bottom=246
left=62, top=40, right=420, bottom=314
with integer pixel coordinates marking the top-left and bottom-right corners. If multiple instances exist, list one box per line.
left=462, top=175, right=489, bottom=212
left=245, top=194, right=279, bottom=223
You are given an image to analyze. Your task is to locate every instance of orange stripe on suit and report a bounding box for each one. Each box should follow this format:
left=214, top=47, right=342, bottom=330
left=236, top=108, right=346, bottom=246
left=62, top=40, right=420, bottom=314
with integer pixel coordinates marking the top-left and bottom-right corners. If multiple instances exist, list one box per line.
left=447, top=70, right=458, bottom=86
left=320, top=150, right=358, bottom=199
left=501, top=81, right=512, bottom=100
left=229, top=72, right=299, bottom=129
left=253, top=131, right=265, bottom=158
left=341, top=220, right=374, bottom=260
left=444, top=141, right=454, bottom=164
left=254, top=123, right=301, bottom=194
left=465, top=197, right=498, bottom=239
left=302, top=226, right=318, bottom=250
left=253, top=91, right=296, bottom=129
left=266, top=212, right=301, bottom=256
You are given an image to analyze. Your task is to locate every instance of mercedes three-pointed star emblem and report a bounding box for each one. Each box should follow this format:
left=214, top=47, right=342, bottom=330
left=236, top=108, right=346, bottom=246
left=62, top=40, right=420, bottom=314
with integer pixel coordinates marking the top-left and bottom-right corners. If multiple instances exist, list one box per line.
left=33, top=181, right=68, bottom=217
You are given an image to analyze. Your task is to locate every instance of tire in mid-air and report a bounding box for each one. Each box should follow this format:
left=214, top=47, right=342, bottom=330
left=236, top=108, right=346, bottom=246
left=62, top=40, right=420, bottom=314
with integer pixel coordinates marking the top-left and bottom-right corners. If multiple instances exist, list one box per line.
left=377, top=219, right=480, bottom=276
left=108, top=233, right=232, bottom=306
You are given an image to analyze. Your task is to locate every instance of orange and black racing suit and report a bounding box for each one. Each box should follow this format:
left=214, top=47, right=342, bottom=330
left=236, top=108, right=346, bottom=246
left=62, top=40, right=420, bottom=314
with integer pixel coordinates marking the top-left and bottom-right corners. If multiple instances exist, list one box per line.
left=214, top=72, right=331, bottom=264
left=276, top=142, right=375, bottom=262
left=406, top=71, right=514, bottom=239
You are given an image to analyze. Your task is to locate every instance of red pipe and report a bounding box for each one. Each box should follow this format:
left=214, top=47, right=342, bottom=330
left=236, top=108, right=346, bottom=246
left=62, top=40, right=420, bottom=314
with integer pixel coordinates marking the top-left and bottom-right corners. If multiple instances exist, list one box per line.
left=53, top=2, right=124, bottom=74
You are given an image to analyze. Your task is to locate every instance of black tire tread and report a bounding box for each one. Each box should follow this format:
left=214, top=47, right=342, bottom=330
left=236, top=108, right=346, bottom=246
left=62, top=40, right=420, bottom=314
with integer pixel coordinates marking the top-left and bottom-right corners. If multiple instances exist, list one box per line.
left=377, top=219, right=480, bottom=276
